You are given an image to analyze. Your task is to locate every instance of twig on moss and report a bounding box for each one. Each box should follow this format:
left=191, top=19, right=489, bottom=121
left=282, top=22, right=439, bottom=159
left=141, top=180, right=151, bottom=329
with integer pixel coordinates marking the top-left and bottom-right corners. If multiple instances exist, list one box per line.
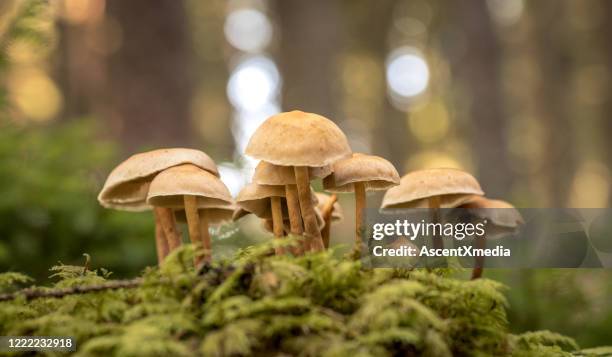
left=0, top=278, right=143, bottom=302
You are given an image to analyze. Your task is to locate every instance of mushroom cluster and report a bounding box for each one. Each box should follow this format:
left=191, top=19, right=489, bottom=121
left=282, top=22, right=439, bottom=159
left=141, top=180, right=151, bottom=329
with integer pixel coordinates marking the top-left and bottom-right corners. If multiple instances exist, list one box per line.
left=98, top=149, right=233, bottom=265
left=98, top=111, right=521, bottom=281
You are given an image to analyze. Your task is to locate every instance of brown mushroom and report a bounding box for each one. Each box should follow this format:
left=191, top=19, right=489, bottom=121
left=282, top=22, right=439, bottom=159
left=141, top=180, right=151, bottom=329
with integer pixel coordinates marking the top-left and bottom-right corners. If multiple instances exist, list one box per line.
left=98, top=148, right=219, bottom=264
left=147, top=164, right=232, bottom=265
left=457, top=197, right=523, bottom=279
left=315, top=193, right=342, bottom=248
left=235, top=183, right=319, bottom=255
left=245, top=111, right=351, bottom=251
left=253, top=161, right=331, bottom=252
left=381, top=168, right=484, bottom=249
left=324, top=153, right=400, bottom=253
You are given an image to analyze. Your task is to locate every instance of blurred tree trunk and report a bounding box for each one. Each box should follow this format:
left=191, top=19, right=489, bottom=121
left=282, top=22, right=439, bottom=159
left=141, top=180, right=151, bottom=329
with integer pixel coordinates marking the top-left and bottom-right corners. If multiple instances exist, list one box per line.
left=105, top=0, right=194, bottom=152
left=529, top=1, right=576, bottom=206
left=448, top=0, right=513, bottom=197
left=274, top=0, right=343, bottom=119
left=602, top=1, right=612, bottom=207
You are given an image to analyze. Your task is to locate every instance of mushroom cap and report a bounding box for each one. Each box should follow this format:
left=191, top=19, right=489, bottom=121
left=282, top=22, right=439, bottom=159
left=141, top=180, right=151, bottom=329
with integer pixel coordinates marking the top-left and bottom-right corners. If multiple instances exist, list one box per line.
left=381, top=168, right=484, bottom=209
left=323, top=153, right=400, bottom=193
left=460, top=197, right=524, bottom=228
left=235, top=183, right=318, bottom=219
left=174, top=203, right=236, bottom=226
left=98, top=148, right=219, bottom=211
left=245, top=110, right=352, bottom=167
left=146, top=164, right=232, bottom=208
left=387, top=193, right=478, bottom=210
left=262, top=208, right=326, bottom=233
left=315, top=192, right=344, bottom=221
left=253, top=161, right=332, bottom=185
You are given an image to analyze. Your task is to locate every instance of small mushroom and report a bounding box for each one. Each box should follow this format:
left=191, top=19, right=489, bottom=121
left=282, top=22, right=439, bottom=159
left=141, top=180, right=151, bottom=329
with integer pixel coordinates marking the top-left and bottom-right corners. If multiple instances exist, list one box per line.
left=457, top=197, right=523, bottom=279
left=98, top=148, right=219, bottom=265
left=246, top=111, right=352, bottom=252
left=315, top=192, right=343, bottom=248
left=147, top=164, right=232, bottom=265
left=381, top=168, right=484, bottom=249
left=324, top=153, right=400, bottom=253
left=235, top=183, right=319, bottom=255
left=253, top=161, right=331, bottom=252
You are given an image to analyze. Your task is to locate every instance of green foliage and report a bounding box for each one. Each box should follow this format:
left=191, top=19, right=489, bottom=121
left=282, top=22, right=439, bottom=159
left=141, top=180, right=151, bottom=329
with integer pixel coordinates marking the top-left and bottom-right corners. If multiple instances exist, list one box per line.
left=1, top=240, right=607, bottom=357
left=0, top=120, right=156, bottom=281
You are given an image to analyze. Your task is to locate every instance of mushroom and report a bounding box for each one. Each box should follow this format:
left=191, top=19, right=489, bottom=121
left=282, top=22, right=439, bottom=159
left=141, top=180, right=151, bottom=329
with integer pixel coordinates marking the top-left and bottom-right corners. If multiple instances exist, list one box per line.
left=315, top=192, right=343, bottom=248
left=324, top=153, right=400, bottom=253
left=245, top=111, right=351, bottom=251
left=456, top=197, right=523, bottom=279
left=252, top=161, right=331, bottom=252
left=235, top=183, right=319, bottom=255
left=146, top=164, right=233, bottom=264
left=98, top=148, right=219, bottom=264
left=381, top=168, right=484, bottom=249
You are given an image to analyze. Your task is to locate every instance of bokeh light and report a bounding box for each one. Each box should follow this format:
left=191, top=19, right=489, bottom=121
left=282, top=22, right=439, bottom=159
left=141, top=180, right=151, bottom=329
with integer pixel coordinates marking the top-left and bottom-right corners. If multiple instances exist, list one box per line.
left=486, top=0, right=524, bottom=26
left=386, top=47, right=430, bottom=99
left=10, top=69, right=63, bottom=122
left=224, top=8, right=272, bottom=53
left=227, top=55, right=281, bottom=112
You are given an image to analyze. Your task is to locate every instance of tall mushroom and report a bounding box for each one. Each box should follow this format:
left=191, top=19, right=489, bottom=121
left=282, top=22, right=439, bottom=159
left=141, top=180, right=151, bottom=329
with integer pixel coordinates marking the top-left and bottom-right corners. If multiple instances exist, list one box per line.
left=324, top=153, right=400, bottom=253
left=98, top=148, right=219, bottom=264
left=456, top=197, right=524, bottom=279
left=245, top=111, right=351, bottom=251
left=252, top=161, right=331, bottom=251
left=146, top=164, right=232, bottom=265
left=315, top=192, right=344, bottom=248
left=381, top=168, right=484, bottom=250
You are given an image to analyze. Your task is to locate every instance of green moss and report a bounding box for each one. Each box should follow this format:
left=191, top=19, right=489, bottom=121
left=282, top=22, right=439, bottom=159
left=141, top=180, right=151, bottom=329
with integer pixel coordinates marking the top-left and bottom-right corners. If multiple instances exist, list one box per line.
left=0, top=240, right=608, bottom=356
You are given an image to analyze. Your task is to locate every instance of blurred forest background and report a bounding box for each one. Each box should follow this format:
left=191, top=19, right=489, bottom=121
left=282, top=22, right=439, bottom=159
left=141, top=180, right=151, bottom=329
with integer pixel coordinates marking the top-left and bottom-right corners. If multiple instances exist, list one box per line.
left=0, top=0, right=611, bottom=347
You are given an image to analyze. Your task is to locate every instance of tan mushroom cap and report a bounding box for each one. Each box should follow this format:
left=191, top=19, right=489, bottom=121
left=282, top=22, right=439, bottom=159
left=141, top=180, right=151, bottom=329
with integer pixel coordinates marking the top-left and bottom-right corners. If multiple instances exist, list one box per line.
left=174, top=203, right=236, bottom=226
left=146, top=164, right=232, bottom=209
left=98, top=148, right=219, bottom=211
left=315, top=192, right=344, bottom=221
left=262, top=209, right=326, bottom=233
left=381, top=168, right=484, bottom=209
left=323, top=153, right=400, bottom=193
left=235, top=183, right=319, bottom=219
left=253, top=161, right=332, bottom=185
left=460, top=197, right=524, bottom=228
left=245, top=110, right=352, bottom=167
left=392, top=194, right=479, bottom=209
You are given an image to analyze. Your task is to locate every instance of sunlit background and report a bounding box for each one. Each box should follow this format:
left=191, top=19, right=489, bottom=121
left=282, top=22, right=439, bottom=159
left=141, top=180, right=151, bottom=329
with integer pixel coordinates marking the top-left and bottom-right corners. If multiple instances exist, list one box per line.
left=1, top=0, right=611, bottom=346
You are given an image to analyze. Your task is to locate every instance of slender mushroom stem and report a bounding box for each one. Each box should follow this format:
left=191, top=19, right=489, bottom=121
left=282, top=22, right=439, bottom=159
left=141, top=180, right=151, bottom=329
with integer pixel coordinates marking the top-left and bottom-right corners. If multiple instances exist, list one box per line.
left=471, top=233, right=487, bottom=279
left=156, top=207, right=182, bottom=251
left=354, top=182, right=366, bottom=254
left=153, top=209, right=169, bottom=265
left=184, top=195, right=203, bottom=265
left=428, top=196, right=444, bottom=250
left=199, top=213, right=211, bottom=263
left=285, top=184, right=304, bottom=254
left=270, top=196, right=285, bottom=255
left=321, top=194, right=338, bottom=249
left=294, top=166, right=324, bottom=252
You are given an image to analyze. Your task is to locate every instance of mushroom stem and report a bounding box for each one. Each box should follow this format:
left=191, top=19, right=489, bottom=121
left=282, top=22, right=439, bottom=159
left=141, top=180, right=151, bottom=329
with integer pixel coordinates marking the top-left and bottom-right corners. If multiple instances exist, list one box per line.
left=471, top=233, right=487, bottom=279
left=199, top=213, right=211, bottom=263
left=354, top=182, right=366, bottom=254
left=428, top=196, right=444, bottom=250
left=270, top=196, right=284, bottom=255
left=294, top=166, right=324, bottom=251
left=321, top=194, right=338, bottom=248
left=184, top=195, right=203, bottom=265
left=153, top=209, right=169, bottom=265
left=285, top=184, right=304, bottom=254
left=156, top=207, right=182, bottom=251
